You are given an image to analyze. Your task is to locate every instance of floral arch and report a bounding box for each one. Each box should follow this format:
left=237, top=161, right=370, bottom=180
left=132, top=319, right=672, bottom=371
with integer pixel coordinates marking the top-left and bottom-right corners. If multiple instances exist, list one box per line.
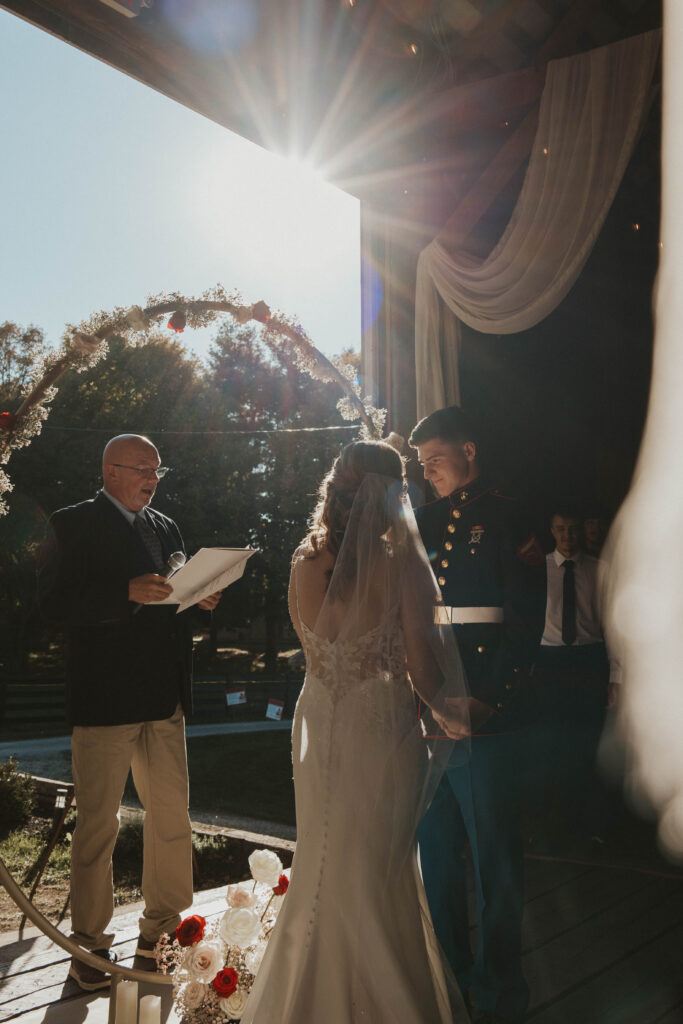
left=0, top=286, right=385, bottom=513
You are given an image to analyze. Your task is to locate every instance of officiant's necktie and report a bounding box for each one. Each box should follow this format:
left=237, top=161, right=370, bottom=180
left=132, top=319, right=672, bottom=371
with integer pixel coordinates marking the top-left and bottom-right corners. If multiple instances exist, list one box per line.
left=561, top=559, right=577, bottom=645
left=134, top=513, right=165, bottom=572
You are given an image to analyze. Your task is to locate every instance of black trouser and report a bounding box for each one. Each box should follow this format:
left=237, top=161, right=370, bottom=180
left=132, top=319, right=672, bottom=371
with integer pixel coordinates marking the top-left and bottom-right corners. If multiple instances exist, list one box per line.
left=527, top=643, right=609, bottom=841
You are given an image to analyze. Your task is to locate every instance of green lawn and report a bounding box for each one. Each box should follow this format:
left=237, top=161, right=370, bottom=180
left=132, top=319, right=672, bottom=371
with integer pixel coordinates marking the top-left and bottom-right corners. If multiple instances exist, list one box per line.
left=121, top=731, right=296, bottom=828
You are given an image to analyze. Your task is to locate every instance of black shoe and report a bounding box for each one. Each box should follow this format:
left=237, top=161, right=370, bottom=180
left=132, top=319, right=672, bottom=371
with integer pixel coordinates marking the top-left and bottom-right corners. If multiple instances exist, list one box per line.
left=68, top=948, right=117, bottom=991
left=135, top=934, right=158, bottom=959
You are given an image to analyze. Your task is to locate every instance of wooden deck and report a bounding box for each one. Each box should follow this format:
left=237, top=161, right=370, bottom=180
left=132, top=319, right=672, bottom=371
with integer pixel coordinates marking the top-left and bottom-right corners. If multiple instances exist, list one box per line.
left=1, top=853, right=682, bottom=1023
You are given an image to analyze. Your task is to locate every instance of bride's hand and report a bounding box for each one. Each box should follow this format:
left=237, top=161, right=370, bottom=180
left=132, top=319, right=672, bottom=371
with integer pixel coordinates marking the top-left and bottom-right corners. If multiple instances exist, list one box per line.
left=433, top=697, right=471, bottom=740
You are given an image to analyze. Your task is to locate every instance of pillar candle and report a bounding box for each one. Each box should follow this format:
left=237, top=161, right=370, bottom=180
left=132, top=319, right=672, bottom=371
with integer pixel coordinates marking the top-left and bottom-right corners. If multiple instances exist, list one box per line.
left=139, top=994, right=161, bottom=1024
left=115, top=980, right=138, bottom=1024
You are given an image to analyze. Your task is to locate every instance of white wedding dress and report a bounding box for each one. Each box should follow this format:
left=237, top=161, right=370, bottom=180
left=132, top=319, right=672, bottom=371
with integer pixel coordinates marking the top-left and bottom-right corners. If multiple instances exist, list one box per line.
left=242, top=478, right=469, bottom=1024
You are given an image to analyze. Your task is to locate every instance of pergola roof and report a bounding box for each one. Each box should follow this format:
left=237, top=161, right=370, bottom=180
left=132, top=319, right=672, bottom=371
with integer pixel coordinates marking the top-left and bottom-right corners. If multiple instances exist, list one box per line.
left=0, top=0, right=662, bottom=215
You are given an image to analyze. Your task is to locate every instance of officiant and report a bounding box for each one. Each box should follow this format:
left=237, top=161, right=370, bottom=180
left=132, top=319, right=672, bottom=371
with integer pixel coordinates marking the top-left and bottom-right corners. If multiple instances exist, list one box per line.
left=37, top=433, right=222, bottom=993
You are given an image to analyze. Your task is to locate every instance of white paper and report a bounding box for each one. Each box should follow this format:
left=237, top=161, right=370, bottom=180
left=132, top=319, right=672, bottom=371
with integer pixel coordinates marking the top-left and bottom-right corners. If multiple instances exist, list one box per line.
left=150, top=547, right=256, bottom=614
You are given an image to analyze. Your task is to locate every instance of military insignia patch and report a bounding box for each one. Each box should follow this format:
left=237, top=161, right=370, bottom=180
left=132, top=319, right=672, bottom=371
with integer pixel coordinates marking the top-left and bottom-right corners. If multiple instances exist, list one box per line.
left=469, top=525, right=484, bottom=544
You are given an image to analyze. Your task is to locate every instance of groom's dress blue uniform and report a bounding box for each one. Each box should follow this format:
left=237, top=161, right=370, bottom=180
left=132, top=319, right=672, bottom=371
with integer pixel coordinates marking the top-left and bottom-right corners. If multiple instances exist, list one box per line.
left=416, top=478, right=539, bottom=1024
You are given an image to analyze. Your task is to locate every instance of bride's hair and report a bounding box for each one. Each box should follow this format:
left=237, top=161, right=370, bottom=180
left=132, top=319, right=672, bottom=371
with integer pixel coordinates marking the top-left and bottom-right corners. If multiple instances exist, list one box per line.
left=300, top=440, right=405, bottom=560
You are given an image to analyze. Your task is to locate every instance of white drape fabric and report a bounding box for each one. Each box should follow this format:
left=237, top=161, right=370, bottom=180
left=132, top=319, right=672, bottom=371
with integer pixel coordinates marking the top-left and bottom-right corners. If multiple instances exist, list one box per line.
left=415, top=29, right=661, bottom=417
left=601, top=0, right=683, bottom=863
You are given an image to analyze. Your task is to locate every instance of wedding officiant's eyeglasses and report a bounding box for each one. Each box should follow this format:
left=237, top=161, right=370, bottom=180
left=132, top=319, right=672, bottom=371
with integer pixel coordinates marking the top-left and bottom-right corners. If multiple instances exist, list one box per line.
left=112, top=464, right=171, bottom=479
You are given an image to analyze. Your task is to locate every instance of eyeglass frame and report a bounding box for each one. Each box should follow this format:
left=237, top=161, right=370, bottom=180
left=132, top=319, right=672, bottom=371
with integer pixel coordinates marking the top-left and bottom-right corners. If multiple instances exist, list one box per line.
left=111, top=463, right=171, bottom=479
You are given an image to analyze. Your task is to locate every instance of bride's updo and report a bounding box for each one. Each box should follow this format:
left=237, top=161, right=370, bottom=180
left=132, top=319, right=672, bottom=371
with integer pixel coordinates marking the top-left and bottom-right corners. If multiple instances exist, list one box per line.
left=301, top=440, right=404, bottom=560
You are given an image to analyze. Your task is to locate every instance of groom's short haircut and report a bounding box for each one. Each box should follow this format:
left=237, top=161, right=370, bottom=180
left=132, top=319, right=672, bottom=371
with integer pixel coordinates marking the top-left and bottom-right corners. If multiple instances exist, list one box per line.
left=409, top=405, right=478, bottom=449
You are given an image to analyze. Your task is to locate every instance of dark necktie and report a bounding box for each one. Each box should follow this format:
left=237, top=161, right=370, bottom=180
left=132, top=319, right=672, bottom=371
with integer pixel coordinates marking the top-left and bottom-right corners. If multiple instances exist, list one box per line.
left=562, top=559, right=577, bottom=645
left=134, top=513, right=165, bottom=572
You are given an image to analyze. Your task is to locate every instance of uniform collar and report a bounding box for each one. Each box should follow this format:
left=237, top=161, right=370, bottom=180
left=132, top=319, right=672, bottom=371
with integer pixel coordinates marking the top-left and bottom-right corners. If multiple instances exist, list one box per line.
left=447, top=475, right=489, bottom=509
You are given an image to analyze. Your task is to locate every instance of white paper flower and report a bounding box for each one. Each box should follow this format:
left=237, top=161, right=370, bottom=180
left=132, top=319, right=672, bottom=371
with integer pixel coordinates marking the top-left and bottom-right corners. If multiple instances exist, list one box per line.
left=71, top=332, right=101, bottom=355
left=219, top=988, right=249, bottom=1019
left=228, top=884, right=255, bottom=908
left=248, top=849, right=283, bottom=886
left=219, top=907, right=261, bottom=948
left=180, top=979, right=206, bottom=1010
left=125, top=305, right=150, bottom=332
left=233, top=305, right=252, bottom=324
left=185, top=940, right=224, bottom=984
left=245, top=943, right=266, bottom=975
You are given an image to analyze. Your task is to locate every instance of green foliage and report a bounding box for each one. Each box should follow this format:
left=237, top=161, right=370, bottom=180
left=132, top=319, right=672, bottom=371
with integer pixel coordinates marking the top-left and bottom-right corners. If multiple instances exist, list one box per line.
left=0, top=319, right=359, bottom=671
left=0, top=321, right=50, bottom=400
left=0, top=757, right=35, bottom=839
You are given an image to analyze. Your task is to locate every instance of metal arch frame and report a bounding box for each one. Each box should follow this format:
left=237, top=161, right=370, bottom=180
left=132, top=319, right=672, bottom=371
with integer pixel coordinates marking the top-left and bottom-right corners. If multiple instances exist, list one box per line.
left=0, top=855, right=174, bottom=1023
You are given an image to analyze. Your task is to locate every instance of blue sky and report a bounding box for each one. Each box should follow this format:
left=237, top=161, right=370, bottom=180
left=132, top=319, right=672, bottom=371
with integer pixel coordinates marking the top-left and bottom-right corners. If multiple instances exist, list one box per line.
left=0, top=9, right=360, bottom=360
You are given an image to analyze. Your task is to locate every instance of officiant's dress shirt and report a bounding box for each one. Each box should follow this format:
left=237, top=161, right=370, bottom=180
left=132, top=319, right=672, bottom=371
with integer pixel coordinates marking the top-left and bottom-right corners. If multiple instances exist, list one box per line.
left=102, top=487, right=137, bottom=525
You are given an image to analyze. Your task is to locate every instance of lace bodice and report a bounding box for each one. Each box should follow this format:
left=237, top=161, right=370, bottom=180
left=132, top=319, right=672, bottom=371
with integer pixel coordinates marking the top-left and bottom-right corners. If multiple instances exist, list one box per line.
left=300, top=608, right=408, bottom=697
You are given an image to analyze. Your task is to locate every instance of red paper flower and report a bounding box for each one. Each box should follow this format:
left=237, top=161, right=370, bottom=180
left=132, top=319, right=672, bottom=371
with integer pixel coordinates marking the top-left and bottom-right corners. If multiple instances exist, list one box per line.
left=212, top=967, right=239, bottom=997
left=175, top=914, right=206, bottom=947
left=273, top=874, right=289, bottom=896
left=0, top=412, right=17, bottom=431
left=167, top=311, right=187, bottom=333
left=251, top=300, right=271, bottom=323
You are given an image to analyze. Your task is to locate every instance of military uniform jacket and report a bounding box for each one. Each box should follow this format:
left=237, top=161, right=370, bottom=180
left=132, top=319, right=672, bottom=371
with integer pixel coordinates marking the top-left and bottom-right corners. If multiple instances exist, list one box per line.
left=415, top=477, right=541, bottom=732
left=38, top=492, right=195, bottom=727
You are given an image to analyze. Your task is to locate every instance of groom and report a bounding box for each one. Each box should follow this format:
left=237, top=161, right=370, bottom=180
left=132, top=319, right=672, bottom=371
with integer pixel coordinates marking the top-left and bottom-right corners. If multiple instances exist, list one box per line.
left=410, top=406, right=540, bottom=1024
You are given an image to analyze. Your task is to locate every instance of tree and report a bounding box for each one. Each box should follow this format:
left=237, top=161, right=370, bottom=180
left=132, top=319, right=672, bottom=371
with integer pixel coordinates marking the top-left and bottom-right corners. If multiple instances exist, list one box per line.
left=0, top=322, right=50, bottom=400
left=0, top=321, right=360, bottom=673
left=204, top=321, right=355, bottom=666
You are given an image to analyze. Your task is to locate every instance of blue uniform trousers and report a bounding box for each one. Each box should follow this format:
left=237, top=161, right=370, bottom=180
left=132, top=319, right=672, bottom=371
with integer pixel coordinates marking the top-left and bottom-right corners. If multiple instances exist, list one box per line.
left=418, top=732, right=529, bottom=1023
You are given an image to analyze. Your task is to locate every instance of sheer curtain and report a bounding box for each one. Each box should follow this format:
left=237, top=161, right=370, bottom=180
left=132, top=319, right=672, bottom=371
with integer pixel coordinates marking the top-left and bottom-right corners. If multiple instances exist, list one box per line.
left=415, top=29, right=661, bottom=417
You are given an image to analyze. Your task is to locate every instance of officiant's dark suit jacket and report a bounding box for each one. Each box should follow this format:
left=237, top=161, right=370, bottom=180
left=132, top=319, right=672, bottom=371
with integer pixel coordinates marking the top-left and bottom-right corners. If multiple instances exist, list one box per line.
left=38, top=492, right=194, bottom=727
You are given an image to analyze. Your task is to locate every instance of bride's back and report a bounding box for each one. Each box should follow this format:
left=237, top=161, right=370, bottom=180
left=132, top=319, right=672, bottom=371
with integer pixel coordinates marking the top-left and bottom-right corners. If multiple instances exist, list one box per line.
left=291, top=545, right=400, bottom=643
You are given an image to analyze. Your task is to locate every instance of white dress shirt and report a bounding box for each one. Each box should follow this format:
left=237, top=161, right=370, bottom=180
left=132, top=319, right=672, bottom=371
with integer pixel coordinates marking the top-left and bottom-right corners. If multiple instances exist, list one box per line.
left=541, top=549, right=603, bottom=647
left=541, top=548, right=620, bottom=684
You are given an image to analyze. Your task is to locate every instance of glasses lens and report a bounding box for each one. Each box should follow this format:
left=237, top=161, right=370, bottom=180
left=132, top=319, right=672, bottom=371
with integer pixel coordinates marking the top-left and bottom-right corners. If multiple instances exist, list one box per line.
left=155, top=467, right=169, bottom=479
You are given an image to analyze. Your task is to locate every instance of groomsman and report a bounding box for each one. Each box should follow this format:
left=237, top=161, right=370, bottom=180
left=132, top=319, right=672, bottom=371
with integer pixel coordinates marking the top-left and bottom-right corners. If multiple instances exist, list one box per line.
left=528, top=509, right=619, bottom=842
left=410, top=405, right=541, bottom=1024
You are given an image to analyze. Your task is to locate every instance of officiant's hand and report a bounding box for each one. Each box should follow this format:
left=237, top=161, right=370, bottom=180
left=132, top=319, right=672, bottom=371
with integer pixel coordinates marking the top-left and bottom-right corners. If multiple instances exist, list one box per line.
left=128, top=573, right=173, bottom=604
left=198, top=590, right=222, bottom=611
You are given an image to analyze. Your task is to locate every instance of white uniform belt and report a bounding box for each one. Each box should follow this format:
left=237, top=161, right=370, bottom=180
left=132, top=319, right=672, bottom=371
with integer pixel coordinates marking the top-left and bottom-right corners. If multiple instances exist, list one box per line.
left=435, top=606, right=504, bottom=625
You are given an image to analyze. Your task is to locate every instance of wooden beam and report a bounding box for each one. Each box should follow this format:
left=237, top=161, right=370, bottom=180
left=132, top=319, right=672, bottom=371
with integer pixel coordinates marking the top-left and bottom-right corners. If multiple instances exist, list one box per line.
left=422, top=63, right=546, bottom=134
left=436, top=104, right=540, bottom=255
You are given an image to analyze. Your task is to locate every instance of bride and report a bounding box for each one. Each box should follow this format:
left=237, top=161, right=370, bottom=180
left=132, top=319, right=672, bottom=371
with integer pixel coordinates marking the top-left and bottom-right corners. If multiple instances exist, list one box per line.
left=242, top=439, right=471, bottom=1023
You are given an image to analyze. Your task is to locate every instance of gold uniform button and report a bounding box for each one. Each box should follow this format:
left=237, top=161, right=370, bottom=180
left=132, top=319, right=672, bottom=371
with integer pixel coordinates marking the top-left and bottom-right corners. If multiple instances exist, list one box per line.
left=448, top=524, right=456, bottom=534
left=513, top=667, right=520, bottom=674
left=477, top=645, right=485, bottom=654
left=444, top=541, right=453, bottom=551
left=438, top=576, right=446, bottom=586
left=460, top=491, right=468, bottom=500
left=496, top=702, right=504, bottom=710
left=441, top=559, right=449, bottom=568
left=452, top=510, right=461, bottom=519
left=470, top=547, right=477, bottom=555
left=505, top=683, right=513, bottom=690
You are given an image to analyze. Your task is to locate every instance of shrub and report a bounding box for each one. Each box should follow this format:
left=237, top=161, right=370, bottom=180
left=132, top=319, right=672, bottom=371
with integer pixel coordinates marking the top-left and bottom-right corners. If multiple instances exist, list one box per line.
left=0, top=758, right=35, bottom=840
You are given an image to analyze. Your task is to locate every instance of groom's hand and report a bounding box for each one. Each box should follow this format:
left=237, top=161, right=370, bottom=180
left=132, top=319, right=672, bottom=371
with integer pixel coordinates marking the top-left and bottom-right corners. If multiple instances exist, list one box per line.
left=128, top=573, right=173, bottom=604
left=198, top=590, right=222, bottom=611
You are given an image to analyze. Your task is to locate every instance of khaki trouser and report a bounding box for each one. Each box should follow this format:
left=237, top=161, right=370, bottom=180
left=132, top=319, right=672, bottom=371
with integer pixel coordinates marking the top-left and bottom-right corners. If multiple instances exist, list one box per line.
left=70, top=704, right=193, bottom=950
